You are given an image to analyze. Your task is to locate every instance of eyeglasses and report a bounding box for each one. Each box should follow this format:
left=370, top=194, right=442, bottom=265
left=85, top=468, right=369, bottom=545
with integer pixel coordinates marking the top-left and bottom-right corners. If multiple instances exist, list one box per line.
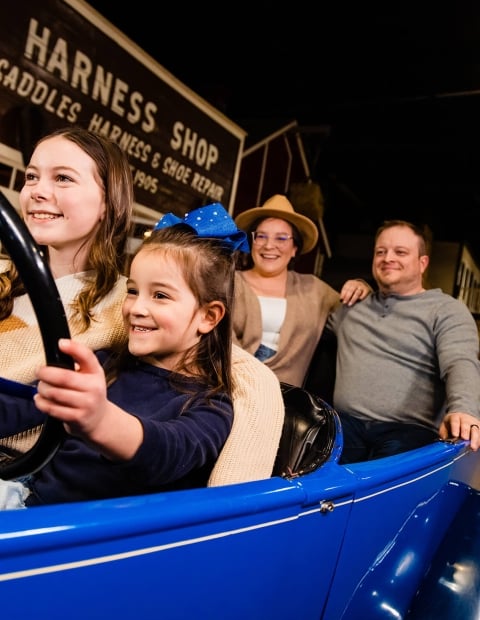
left=251, top=232, right=294, bottom=247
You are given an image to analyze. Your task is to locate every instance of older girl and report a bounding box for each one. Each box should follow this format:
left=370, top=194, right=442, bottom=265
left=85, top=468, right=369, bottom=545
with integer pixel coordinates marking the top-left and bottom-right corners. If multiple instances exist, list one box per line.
left=0, top=126, right=133, bottom=384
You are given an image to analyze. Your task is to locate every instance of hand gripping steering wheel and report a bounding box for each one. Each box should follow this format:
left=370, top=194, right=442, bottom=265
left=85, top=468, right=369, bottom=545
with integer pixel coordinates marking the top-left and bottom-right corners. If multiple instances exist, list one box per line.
left=0, top=191, right=72, bottom=479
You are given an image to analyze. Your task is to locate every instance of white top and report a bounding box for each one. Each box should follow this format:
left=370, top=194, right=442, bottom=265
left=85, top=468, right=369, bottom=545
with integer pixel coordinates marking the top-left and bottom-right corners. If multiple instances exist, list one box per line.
left=257, top=296, right=286, bottom=351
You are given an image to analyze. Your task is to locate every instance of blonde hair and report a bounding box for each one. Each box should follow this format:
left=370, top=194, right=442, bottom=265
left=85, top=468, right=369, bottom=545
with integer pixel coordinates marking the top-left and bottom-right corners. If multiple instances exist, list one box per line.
left=375, top=219, right=430, bottom=257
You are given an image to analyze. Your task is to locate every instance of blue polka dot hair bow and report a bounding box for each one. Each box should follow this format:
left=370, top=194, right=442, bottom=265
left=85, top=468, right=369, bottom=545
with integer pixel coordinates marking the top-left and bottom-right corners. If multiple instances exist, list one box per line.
left=153, top=203, right=250, bottom=253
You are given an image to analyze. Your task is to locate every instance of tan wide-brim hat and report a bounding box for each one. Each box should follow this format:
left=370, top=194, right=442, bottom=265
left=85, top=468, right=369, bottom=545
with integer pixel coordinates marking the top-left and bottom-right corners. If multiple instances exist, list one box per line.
left=235, top=194, right=319, bottom=254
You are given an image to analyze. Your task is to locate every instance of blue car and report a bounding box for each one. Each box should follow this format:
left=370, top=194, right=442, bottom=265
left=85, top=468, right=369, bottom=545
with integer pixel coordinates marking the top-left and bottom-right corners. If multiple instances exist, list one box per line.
left=0, top=193, right=478, bottom=620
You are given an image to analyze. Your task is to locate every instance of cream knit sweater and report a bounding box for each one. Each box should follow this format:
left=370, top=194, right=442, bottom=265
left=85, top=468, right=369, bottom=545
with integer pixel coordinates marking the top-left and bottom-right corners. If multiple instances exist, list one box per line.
left=208, top=344, right=284, bottom=486
left=0, top=272, right=127, bottom=384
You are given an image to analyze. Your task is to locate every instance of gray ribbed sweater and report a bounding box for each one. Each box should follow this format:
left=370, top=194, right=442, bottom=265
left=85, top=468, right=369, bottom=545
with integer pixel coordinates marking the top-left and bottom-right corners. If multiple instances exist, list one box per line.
left=327, top=289, right=480, bottom=430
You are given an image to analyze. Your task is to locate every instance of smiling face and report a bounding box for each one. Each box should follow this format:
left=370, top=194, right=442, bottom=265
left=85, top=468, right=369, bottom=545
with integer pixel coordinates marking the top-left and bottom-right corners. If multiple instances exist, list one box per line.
left=372, top=224, right=429, bottom=295
left=19, top=135, right=106, bottom=272
left=251, top=217, right=297, bottom=276
left=123, top=249, right=217, bottom=370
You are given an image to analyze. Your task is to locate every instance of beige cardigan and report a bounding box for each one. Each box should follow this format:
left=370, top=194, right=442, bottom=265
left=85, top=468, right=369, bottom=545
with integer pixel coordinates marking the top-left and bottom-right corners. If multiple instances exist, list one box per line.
left=233, top=270, right=340, bottom=387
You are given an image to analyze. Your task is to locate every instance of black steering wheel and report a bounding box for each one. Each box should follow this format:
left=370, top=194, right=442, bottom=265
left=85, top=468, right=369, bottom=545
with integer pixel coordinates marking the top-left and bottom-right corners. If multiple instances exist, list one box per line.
left=0, top=191, right=73, bottom=479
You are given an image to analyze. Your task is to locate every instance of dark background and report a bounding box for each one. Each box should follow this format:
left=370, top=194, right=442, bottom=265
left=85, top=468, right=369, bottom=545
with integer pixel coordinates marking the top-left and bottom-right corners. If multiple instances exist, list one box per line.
left=90, top=2, right=480, bottom=259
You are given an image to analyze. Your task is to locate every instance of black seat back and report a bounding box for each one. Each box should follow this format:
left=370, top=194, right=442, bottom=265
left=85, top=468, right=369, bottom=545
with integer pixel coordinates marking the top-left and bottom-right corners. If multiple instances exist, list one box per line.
left=272, top=383, right=338, bottom=479
left=302, top=329, right=337, bottom=404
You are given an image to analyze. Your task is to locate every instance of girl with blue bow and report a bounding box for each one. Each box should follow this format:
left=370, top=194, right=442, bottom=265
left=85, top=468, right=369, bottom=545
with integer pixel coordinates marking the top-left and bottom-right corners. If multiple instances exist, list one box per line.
left=0, top=204, right=249, bottom=508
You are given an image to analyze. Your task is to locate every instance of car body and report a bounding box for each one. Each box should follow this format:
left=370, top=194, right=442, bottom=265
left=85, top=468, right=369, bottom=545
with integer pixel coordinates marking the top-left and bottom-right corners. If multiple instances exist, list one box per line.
left=1, top=430, right=479, bottom=619
left=0, top=191, right=478, bottom=619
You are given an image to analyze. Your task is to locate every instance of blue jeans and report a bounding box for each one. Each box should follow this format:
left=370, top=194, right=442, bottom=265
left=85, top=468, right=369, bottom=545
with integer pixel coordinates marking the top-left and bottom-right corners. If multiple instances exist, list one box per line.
left=338, top=412, right=439, bottom=464
left=0, top=478, right=30, bottom=509
left=254, top=344, right=276, bottom=362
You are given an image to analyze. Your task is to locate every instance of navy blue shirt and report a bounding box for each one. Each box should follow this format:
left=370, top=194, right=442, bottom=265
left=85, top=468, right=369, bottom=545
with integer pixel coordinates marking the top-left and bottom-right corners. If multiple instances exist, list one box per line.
left=0, top=355, right=233, bottom=505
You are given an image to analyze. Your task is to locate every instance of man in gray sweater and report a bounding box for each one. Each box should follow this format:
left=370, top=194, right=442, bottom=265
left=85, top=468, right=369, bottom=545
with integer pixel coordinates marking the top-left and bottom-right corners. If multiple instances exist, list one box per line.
left=327, top=219, right=480, bottom=463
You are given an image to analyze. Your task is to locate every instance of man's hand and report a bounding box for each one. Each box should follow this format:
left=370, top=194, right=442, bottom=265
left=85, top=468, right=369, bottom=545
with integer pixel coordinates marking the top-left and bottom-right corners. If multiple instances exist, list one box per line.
left=440, top=412, right=480, bottom=451
left=339, top=279, right=372, bottom=307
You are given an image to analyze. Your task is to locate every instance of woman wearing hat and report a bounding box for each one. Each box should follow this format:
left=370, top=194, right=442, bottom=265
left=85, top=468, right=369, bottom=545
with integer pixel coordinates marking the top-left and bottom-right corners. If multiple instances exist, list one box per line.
left=234, top=194, right=371, bottom=387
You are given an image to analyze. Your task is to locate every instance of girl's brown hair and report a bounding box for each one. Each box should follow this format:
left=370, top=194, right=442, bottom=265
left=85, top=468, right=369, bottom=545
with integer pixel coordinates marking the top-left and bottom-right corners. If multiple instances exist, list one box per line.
left=106, top=224, right=235, bottom=400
